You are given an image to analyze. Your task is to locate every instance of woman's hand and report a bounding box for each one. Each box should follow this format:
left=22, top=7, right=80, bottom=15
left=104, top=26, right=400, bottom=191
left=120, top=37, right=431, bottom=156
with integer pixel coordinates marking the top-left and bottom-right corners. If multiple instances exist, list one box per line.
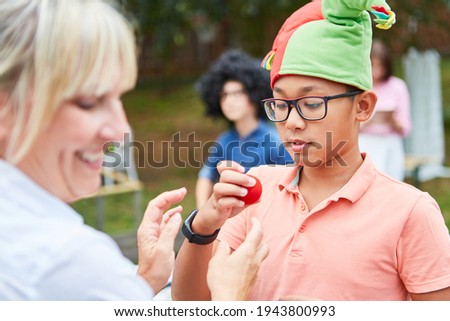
left=137, top=188, right=186, bottom=294
left=207, top=218, right=269, bottom=300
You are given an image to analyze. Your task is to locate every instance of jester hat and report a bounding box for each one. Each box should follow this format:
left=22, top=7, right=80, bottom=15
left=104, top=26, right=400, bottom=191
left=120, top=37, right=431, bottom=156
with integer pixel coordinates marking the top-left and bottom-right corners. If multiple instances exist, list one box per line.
left=261, top=0, right=395, bottom=90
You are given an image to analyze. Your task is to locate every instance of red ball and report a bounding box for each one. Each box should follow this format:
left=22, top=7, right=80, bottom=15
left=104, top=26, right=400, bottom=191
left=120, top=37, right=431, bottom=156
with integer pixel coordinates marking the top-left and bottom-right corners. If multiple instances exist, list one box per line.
left=239, top=175, right=262, bottom=205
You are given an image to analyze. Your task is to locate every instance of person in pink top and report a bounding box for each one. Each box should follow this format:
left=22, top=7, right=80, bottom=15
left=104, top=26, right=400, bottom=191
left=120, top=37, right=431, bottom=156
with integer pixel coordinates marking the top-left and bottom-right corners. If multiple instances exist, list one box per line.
left=172, top=0, right=450, bottom=301
left=359, top=39, right=412, bottom=181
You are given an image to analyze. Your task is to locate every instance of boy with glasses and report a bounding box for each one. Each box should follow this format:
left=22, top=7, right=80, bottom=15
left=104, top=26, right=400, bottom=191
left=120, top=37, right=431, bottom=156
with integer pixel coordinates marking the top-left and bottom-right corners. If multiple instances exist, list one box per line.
left=173, top=0, right=450, bottom=300
left=195, top=49, right=292, bottom=207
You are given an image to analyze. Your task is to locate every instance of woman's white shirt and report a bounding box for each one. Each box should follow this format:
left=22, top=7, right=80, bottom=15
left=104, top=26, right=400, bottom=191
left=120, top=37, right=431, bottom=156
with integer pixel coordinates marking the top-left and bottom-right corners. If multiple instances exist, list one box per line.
left=0, top=160, right=153, bottom=300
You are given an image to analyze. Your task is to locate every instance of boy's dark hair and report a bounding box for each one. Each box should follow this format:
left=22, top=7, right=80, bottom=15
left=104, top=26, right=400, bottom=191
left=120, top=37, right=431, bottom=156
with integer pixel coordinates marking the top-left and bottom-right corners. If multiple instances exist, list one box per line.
left=195, top=49, right=272, bottom=120
left=371, top=39, right=393, bottom=82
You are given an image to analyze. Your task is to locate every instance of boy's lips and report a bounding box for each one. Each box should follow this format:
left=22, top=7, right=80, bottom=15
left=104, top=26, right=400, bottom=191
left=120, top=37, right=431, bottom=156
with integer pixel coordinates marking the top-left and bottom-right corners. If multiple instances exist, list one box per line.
left=287, top=139, right=307, bottom=153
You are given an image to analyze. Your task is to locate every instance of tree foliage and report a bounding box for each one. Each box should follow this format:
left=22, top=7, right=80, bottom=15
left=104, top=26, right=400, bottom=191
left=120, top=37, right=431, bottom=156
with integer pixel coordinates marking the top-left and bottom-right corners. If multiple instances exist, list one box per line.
left=120, top=0, right=450, bottom=76
left=122, top=0, right=226, bottom=54
left=121, top=0, right=308, bottom=56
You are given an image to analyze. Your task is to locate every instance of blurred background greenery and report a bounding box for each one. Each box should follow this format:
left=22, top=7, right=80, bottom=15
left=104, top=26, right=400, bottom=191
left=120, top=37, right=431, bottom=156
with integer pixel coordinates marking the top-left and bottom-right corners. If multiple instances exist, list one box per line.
left=72, top=0, right=450, bottom=242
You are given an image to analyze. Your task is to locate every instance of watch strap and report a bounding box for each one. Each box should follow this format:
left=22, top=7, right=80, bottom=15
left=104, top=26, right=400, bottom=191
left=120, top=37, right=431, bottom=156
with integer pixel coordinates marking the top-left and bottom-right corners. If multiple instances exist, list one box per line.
left=182, top=209, right=220, bottom=245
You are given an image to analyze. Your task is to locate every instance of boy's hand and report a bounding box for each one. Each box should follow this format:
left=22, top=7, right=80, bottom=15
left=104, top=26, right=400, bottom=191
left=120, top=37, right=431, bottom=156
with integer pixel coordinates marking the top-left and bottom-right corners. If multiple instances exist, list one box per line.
left=192, top=161, right=257, bottom=235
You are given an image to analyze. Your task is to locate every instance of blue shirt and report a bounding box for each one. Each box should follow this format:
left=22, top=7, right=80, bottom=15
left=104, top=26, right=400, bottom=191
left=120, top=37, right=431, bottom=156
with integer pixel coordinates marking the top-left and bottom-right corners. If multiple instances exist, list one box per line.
left=0, top=160, right=153, bottom=300
left=199, top=120, right=292, bottom=182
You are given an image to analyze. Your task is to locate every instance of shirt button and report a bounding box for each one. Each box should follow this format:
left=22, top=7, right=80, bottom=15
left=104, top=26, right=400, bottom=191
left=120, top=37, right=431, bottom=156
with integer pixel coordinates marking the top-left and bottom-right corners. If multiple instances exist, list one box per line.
left=300, top=203, right=306, bottom=212
left=299, top=225, right=306, bottom=233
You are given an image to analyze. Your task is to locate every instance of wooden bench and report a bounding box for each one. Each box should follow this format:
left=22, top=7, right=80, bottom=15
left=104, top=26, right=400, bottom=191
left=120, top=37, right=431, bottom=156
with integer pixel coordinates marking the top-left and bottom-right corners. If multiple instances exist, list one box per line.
left=405, top=155, right=450, bottom=188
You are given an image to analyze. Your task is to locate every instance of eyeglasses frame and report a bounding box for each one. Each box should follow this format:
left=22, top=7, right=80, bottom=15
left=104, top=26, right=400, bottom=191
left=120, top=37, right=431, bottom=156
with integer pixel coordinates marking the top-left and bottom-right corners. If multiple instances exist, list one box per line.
left=261, top=90, right=364, bottom=122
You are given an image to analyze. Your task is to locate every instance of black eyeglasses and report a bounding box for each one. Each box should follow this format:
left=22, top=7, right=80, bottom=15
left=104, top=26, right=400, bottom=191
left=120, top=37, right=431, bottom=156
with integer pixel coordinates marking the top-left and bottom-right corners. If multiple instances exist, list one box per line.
left=261, top=90, right=363, bottom=122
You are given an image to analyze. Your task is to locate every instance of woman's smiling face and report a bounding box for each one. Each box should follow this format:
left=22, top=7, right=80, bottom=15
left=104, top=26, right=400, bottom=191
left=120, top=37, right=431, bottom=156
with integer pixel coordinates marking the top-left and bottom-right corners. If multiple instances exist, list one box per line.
left=16, top=67, right=131, bottom=203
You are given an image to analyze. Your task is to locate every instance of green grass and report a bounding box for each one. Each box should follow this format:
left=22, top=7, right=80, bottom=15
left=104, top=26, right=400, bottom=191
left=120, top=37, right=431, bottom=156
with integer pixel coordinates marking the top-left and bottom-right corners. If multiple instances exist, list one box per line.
left=72, top=60, right=450, bottom=234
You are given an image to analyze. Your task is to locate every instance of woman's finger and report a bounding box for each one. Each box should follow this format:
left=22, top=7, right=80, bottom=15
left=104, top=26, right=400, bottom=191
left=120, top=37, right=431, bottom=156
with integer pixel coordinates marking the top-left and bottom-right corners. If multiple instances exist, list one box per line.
left=161, top=205, right=183, bottom=229
left=157, top=212, right=183, bottom=253
left=141, top=188, right=186, bottom=227
left=236, top=218, right=264, bottom=253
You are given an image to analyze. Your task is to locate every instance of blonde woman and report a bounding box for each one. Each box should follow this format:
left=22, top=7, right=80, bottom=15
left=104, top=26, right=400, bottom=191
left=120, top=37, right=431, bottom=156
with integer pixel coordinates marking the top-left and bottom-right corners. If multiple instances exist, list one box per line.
left=0, top=0, right=267, bottom=300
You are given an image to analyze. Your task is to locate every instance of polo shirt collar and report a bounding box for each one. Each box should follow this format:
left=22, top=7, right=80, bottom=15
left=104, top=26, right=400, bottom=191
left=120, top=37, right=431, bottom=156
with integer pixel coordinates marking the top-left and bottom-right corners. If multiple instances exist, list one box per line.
left=277, top=153, right=376, bottom=203
left=278, top=164, right=303, bottom=193
left=334, top=153, right=376, bottom=203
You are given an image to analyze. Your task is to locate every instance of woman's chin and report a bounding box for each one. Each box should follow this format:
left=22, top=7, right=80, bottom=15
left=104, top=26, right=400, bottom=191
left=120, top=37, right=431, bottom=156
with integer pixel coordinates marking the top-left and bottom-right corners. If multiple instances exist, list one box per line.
left=66, top=180, right=101, bottom=203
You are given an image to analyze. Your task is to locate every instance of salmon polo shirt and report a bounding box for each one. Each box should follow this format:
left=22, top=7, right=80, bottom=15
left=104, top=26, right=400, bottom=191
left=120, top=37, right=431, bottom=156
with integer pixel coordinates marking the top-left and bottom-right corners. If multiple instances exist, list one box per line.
left=217, top=155, right=450, bottom=300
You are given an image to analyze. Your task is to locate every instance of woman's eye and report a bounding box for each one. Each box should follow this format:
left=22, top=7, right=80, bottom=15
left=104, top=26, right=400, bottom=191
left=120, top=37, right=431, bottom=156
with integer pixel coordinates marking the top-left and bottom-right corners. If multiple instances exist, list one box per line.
left=77, top=102, right=95, bottom=110
left=75, top=98, right=98, bottom=110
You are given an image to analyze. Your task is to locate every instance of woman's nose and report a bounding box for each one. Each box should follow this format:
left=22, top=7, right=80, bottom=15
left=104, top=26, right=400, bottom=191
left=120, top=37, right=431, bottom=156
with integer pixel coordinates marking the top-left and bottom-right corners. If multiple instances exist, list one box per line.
left=100, top=99, right=130, bottom=142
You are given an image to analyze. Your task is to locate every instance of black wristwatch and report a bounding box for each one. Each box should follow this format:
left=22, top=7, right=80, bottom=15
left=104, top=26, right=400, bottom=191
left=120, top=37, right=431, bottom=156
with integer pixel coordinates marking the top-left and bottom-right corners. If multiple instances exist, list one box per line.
left=182, top=209, right=220, bottom=245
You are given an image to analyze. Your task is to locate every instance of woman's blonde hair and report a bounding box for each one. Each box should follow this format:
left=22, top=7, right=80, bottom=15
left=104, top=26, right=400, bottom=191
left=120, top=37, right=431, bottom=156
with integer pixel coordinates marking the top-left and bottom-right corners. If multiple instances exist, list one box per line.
left=0, top=0, right=137, bottom=163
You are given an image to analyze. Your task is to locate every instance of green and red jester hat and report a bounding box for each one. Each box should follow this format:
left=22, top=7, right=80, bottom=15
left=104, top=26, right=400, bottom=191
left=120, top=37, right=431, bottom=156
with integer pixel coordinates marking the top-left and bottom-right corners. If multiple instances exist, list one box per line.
left=261, top=0, right=396, bottom=91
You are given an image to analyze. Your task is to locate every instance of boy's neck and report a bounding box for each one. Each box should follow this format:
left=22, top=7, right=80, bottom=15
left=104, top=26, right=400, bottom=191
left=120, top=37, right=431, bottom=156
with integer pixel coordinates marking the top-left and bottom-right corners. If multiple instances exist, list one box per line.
left=298, top=149, right=364, bottom=210
left=234, top=116, right=259, bottom=138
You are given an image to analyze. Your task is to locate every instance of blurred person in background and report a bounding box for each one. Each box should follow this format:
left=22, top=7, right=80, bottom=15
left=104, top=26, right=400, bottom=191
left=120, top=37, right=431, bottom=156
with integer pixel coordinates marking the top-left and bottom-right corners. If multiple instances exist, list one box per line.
left=195, top=49, right=292, bottom=207
left=0, top=0, right=267, bottom=300
left=359, top=39, right=412, bottom=181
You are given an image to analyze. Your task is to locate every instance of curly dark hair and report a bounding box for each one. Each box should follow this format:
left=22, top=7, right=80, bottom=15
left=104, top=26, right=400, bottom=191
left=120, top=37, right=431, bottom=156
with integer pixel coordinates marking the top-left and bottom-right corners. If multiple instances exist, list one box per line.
left=195, top=49, right=272, bottom=120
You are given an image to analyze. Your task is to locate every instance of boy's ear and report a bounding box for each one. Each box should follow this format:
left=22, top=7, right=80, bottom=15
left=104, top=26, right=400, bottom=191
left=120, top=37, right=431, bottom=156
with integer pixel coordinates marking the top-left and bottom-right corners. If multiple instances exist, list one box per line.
left=355, top=90, right=377, bottom=122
